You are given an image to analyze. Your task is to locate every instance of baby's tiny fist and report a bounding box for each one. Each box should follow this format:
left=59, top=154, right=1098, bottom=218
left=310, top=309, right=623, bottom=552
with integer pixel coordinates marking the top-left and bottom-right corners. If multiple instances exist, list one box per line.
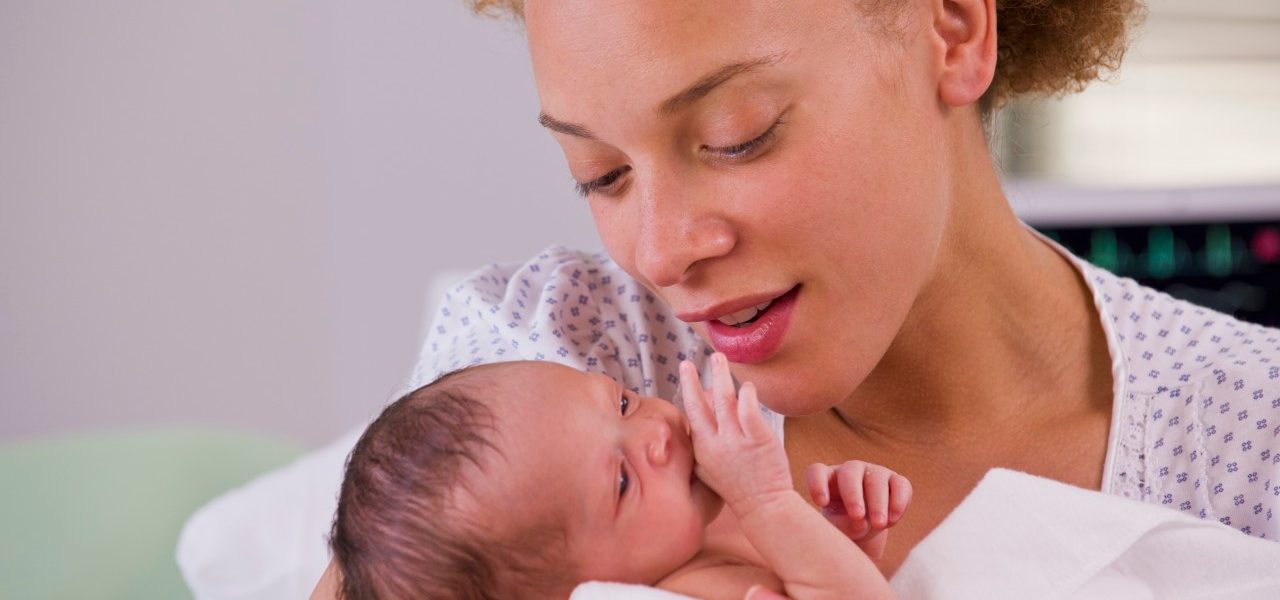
left=807, top=460, right=912, bottom=542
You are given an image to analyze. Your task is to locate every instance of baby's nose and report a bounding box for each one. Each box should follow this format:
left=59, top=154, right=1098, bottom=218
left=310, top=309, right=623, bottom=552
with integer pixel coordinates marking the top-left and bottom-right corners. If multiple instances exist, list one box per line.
left=646, top=418, right=674, bottom=467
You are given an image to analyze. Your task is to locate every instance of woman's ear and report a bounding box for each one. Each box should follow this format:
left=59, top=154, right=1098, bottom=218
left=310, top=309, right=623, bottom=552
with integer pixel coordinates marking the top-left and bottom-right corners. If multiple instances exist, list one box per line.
left=931, top=0, right=997, bottom=108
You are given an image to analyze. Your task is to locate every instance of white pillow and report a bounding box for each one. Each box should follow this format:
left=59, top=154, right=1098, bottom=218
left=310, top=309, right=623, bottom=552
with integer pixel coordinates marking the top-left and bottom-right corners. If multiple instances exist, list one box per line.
left=177, top=425, right=362, bottom=599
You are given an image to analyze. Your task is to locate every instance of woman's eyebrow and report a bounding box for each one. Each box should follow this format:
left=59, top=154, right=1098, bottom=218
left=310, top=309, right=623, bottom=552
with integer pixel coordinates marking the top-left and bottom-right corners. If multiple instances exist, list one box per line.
left=658, top=52, right=787, bottom=116
left=536, top=51, right=788, bottom=139
left=537, top=112, right=598, bottom=140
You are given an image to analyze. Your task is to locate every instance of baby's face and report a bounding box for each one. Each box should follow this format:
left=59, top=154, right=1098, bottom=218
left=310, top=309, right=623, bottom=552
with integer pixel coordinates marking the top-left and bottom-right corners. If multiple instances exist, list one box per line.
left=469, top=362, right=723, bottom=585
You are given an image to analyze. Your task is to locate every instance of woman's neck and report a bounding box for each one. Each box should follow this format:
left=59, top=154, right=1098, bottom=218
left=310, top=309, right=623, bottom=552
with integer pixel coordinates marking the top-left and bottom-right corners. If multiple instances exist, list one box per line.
left=836, top=147, right=1110, bottom=450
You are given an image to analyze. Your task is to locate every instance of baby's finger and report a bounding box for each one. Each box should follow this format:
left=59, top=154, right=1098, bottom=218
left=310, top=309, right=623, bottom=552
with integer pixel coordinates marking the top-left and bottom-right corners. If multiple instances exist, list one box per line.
left=836, top=461, right=867, bottom=521
left=805, top=463, right=834, bottom=506
left=888, top=473, right=913, bottom=525
left=853, top=528, right=887, bottom=560
left=737, top=382, right=771, bottom=438
left=679, top=361, right=716, bottom=434
left=709, top=353, right=739, bottom=431
left=828, top=511, right=871, bottom=541
left=744, top=585, right=790, bottom=600
left=863, top=466, right=892, bottom=529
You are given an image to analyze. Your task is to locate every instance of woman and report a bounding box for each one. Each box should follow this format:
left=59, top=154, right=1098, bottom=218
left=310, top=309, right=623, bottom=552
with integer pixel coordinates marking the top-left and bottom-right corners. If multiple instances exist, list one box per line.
left=316, top=0, right=1279, bottom=595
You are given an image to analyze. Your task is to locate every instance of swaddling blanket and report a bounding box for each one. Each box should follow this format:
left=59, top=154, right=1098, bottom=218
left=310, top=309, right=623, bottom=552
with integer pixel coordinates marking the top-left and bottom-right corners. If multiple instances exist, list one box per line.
left=572, top=468, right=1280, bottom=599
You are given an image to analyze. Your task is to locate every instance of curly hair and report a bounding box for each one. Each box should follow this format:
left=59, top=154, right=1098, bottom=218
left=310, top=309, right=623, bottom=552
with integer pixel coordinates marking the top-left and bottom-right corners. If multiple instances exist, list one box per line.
left=464, top=0, right=1145, bottom=114
left=985, top=0, right=1145, bottom=112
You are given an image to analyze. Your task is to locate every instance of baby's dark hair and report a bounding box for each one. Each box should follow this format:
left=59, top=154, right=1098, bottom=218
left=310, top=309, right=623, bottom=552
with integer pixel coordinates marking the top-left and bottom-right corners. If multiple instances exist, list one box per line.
left=329, top=363, right=576, bottom=599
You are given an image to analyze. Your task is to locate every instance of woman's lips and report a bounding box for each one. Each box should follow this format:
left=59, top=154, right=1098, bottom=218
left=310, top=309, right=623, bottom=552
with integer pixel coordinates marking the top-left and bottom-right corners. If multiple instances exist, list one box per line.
left=703, top=285, right=799, bottom=364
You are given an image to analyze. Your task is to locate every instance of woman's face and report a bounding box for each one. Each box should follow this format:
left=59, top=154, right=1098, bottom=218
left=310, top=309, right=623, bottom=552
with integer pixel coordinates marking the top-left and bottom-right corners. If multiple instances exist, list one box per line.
left=526, top=0, right=955, bottom=416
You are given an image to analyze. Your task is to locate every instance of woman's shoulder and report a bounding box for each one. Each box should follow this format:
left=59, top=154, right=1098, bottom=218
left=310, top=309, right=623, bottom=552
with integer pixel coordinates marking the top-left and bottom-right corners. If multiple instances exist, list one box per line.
left=1138, top=358, right=1280, bottom=539
left=1081, top=261, right=1278, bottom=392
left=409, top=245, right=712, bottom=399
left=1085, top=265, right=1280, bottom=538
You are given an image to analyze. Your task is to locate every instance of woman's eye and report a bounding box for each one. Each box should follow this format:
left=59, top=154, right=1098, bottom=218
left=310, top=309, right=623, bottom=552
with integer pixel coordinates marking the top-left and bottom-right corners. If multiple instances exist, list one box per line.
left=575, top=165, right=631, bottom=198
left=572, top=115, right=784, bottom=197
left=707, top=116, right=786, bottom=160
left=620, top=392, right=630, bottom=415
left=618, top=466, right=630, bottom=498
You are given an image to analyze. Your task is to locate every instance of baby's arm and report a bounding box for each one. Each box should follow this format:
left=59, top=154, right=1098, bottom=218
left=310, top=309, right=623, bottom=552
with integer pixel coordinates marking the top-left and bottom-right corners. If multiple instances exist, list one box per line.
left=680, top=356, right=899, bottom=600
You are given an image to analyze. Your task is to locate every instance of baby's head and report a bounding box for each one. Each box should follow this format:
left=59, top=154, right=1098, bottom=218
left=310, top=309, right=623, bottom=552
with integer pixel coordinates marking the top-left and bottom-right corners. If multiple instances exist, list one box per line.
left=330, top=361, right=723, bottom=599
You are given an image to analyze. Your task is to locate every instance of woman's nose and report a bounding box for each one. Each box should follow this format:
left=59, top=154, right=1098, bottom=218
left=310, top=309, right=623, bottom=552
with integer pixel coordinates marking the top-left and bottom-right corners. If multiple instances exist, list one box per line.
left=633, top=184, right=736, bottom=288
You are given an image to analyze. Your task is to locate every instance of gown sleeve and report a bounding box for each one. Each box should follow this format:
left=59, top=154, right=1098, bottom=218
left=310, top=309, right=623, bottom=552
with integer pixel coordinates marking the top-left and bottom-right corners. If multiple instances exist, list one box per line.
left=407, top=245, right=713, bottom=400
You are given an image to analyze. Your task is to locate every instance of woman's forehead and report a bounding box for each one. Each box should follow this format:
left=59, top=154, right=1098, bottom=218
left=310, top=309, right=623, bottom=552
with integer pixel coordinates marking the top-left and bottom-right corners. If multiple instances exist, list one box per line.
left=527, top=2, right=850, bottom=92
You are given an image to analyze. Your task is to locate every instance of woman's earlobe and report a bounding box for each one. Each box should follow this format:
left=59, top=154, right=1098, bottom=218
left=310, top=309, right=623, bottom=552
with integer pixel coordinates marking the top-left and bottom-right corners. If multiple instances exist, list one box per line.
left=934, top=0, right=997, bottom=108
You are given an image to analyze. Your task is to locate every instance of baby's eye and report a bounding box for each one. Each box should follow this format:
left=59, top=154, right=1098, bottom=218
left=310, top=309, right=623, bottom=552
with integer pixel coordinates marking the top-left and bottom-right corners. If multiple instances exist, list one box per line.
left=618, top=467, right=630, bottom=498
left=620, top=392, right=630, bottom=415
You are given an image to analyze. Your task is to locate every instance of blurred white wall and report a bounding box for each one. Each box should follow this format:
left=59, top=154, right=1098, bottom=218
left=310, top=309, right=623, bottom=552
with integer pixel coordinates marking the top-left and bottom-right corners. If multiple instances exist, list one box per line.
left=0, top=1, right=598, bottom=445
left=999, top=0, right=1280, bottom=187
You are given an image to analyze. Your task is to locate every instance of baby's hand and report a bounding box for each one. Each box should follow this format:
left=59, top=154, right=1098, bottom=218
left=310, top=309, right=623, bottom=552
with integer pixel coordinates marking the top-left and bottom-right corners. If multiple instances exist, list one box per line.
left=679, top=354, right=792, bottom=514
left=805, top=461, right=912, bottom=552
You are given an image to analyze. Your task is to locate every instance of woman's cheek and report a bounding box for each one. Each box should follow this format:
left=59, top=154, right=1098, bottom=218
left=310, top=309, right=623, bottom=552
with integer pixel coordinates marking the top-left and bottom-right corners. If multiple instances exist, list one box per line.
left=590, top=201, right=637, bottom=272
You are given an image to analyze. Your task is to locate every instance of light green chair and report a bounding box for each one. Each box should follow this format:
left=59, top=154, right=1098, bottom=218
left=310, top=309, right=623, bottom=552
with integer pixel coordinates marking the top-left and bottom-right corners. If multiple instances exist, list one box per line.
left=0, top=429, right=304, bottom=600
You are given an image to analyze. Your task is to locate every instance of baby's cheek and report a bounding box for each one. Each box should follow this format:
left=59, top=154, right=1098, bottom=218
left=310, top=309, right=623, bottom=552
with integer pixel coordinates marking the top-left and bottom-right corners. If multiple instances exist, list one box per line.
left=677, top=513, right=708, bottom=560
left=651, top=517, right=705, bottom=577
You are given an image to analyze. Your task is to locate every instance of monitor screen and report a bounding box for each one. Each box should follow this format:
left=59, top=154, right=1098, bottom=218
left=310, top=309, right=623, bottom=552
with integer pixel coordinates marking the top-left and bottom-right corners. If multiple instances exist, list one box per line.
left=1035, top=221, right=1280, bottom=327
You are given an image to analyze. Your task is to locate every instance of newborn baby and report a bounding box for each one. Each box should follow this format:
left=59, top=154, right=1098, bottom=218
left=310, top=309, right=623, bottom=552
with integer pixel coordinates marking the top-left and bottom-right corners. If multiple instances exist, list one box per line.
left=328, top=353, right=911, bottom=599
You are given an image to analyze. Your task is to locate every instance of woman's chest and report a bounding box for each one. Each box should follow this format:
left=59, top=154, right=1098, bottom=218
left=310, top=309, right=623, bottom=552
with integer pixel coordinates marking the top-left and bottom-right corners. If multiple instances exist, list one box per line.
left=781, top=409, right=1113, bottom=575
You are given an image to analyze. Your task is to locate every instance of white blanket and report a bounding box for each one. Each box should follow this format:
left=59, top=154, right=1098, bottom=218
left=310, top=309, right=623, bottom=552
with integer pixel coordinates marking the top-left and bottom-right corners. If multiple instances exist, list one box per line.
left=890, top=468, right=1280, bottom=600
left=569, top=469, right=1280, bottom=600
